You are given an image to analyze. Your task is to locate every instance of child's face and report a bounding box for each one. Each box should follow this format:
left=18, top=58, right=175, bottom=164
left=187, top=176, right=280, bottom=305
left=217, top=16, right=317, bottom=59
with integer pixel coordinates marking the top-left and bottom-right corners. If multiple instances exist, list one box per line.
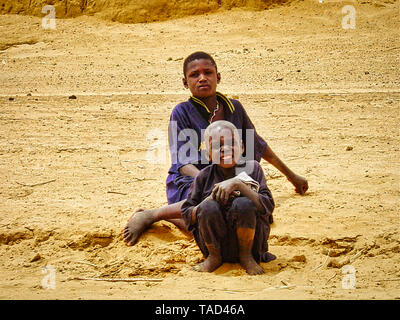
left=208, top=128, right=242, bottom=169
left=183, top=59, right=221, bottom=98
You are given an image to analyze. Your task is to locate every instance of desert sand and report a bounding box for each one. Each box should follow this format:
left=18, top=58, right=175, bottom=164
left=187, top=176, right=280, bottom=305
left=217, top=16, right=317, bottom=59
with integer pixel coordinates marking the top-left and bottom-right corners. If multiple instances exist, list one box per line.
left=0, top=0, right=399, bottom=300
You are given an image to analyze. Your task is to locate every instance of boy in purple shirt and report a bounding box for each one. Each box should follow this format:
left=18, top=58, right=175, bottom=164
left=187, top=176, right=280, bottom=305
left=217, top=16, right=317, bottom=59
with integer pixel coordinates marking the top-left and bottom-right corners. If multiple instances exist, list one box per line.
left=123, top=51, right=308, bottom=249
left=166, top=91, right=267, bottom=205
left=181, top=120, right=274, bottom=274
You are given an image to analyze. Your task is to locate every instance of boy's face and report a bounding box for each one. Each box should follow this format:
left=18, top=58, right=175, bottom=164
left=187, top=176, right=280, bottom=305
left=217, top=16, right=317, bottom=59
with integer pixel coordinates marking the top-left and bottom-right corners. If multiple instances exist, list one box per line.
left=208, top=128, right=242, bottom=169
left=183, top=59, right=221, bottom=98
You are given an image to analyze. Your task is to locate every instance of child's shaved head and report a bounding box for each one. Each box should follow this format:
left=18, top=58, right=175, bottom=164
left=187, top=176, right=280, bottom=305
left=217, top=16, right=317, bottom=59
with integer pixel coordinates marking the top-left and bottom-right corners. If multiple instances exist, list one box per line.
left=183, top=51, right=217, bottom=77
left=204, top=121, right=238, bottom=148
left=204, top=120, right=243, bottom=166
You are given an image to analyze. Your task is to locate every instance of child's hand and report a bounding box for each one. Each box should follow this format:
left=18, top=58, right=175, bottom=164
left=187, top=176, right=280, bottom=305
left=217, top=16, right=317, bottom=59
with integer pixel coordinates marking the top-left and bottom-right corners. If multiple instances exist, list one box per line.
left=211, top=178, right=240, bottom=205
left=290, top=174, right=309, bottom=195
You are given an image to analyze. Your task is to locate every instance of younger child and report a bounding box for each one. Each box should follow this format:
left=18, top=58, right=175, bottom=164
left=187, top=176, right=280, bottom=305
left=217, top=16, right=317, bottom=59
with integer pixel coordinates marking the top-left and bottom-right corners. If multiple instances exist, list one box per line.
left=181, top=120, right=274, bottom=275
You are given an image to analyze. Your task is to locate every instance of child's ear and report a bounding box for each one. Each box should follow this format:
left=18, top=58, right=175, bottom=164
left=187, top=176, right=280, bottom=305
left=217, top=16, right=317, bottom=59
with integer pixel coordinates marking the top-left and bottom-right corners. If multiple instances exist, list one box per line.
left=217, top=72, right=221, bottom=84
left=182, top=77, right=188, bottom=89
left=205, top=147, right=212, bottom=162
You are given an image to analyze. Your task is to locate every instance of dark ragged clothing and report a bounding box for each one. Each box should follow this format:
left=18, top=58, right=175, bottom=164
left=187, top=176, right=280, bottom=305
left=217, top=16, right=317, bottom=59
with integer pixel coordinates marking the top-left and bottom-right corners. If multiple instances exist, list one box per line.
left=181, top=160, right=274, bottom=263
left=166, top=92, right=268, bottom=204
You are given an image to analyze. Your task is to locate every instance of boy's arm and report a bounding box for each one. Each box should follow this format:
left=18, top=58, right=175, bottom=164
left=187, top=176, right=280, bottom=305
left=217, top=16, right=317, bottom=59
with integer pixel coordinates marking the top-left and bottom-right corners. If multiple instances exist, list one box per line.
left=188, top=195, right=212, bottom=225
left=234, top=180, right=264, bottom=212
left=211, top=178, right=264, bottom=212
left=179, top=164, right=200, bottom=178
left=181, top=171, right=209, bottom=230
left=262, top=144, right=308, bottom=195
left=169, top=107, right=201, bottom=178
left=181, top=195, right=199, bottom=231
left=211, top=162, right=274, bottom=215
left=236, top=100, right=308, bottom=195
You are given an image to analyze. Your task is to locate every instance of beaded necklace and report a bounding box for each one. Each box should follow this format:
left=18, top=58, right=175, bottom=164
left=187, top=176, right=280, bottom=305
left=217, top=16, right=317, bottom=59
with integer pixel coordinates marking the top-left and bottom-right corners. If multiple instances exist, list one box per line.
left=209, top=100, right=220, bottom=123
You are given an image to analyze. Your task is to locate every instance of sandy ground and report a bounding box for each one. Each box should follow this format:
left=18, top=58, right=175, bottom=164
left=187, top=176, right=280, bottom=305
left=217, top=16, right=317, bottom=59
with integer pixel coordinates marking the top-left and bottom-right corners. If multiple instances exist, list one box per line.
left=0, top=0, right=399, bottom=300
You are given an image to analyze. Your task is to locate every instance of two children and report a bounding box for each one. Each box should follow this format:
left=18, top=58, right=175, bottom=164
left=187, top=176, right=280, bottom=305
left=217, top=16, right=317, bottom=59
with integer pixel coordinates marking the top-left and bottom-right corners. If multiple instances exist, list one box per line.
left=123, top=51, right=308, bottom=275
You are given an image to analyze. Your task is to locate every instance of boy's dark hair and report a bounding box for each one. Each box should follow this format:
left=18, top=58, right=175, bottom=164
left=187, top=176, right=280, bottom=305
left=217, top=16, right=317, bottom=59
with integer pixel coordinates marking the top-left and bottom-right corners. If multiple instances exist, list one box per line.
left=183, top=51, right=218, bottom=77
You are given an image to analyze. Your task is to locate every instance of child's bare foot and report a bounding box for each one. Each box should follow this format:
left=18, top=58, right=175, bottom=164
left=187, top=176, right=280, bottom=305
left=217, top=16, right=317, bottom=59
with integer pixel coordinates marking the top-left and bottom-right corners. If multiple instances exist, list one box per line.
left=194, top=254, right=222, bottom=273
left=123, top=209, right=155, bottom=246
left=239, top=254, right=265, bottom=275
left=194, top=243, right=222, bottom=272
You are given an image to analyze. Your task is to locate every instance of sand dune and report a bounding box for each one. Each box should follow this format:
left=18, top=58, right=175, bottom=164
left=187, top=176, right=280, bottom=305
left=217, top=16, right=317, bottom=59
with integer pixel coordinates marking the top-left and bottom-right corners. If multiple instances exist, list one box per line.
left=1, top=0, right=289, bottom=23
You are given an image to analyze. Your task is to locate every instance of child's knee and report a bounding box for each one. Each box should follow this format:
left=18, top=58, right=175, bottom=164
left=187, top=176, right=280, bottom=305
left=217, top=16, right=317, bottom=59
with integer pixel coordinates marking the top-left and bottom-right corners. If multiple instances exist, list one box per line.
left=229, top=197, right=257, bottom=228
left=197, top=199, right=222, bottom=224
left=231, top=197, right=257, bottom=214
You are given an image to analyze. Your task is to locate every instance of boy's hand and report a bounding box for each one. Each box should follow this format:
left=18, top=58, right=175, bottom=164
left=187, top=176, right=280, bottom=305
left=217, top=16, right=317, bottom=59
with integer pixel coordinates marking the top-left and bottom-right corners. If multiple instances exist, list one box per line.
left=289, top=174, right=309, bottom=195
left=211, top=178, right=240, bottom=205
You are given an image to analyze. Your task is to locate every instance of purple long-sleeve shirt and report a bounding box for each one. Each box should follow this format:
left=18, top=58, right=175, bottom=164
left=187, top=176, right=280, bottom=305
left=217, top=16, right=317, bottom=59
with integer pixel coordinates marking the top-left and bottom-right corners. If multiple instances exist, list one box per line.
left=166, top=92, right=267, bottom=204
